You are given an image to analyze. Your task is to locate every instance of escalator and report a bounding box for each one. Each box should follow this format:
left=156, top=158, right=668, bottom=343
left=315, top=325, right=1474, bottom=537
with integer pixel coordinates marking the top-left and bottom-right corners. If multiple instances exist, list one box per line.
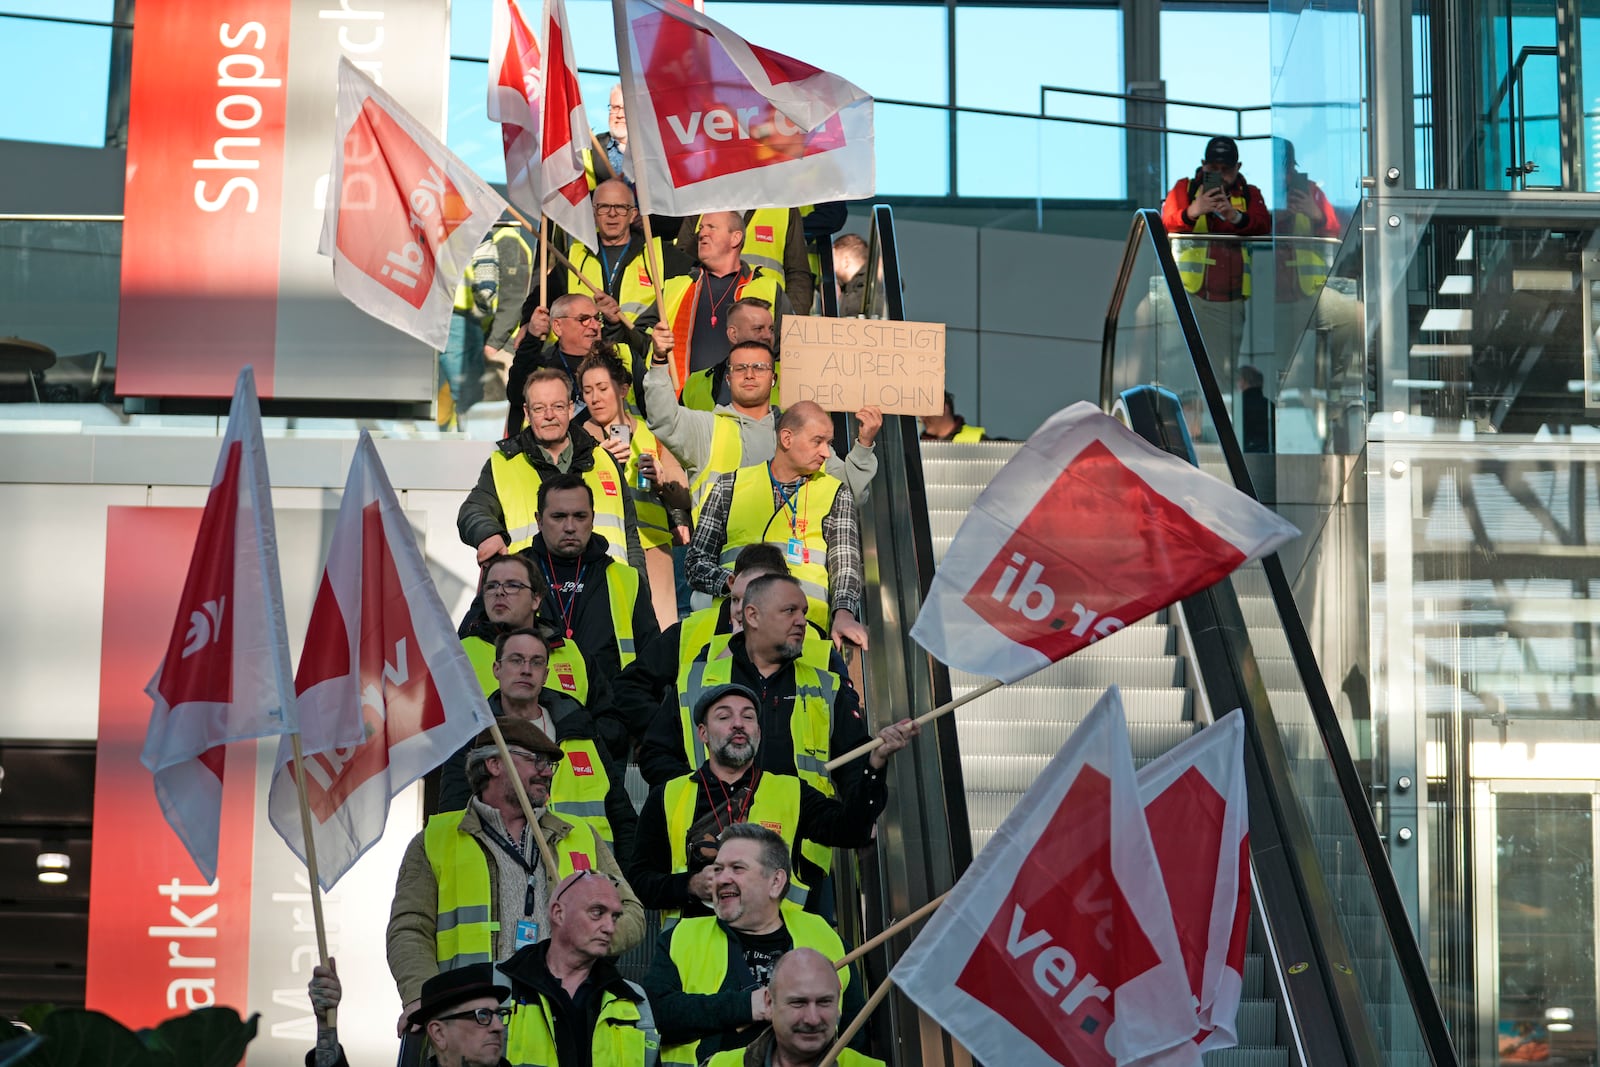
left=840, top=204, right=1461, bottom=1067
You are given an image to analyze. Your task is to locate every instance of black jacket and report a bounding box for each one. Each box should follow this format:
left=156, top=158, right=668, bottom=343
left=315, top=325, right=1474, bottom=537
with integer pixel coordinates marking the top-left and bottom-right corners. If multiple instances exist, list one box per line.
left=499, top=941, right=650, bottom=1067
left=634, top=633, right=869, bottom=799
left=455, top=423, right=646, bottom=573
left=607, top=602, right=733, bottom=745
left=628, top=761, right=887, bottom=916
left=435, top=691, right=640, bottom=869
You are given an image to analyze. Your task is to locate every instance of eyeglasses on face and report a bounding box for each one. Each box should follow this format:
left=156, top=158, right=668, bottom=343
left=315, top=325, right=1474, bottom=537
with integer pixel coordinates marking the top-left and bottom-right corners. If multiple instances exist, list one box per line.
left=526, top=402, right=572, bottom=417
left=499, top=654, right=548, bottom=672
left=505, top=746, right=562, bottom=771
left=438, top=1007, right=512, bottom=1026
left=594, top=203, right=635, bottom=216
left=483, top=580, right=532, bottom=596
left=561, top=312, right=603, bottom=325
left=730, top=361, right=773, bottom=376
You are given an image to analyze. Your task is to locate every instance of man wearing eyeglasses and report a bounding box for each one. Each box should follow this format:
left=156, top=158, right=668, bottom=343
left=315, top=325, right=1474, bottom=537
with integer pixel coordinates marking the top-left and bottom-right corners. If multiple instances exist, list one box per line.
left=307, top=962, right=515, bottom=1067
left=505, top=293, right=610, bottom=438
left=640, top=337, right=879, bottom=525
left=388, top=718, right=644, bottom=1033
left=519, top=180, right=694, bottom=347
left=458, top=366, right=646, bottom=575
left=439, top=628, right=638, bottom=864
left=497, top=870, right=659, bottom=1066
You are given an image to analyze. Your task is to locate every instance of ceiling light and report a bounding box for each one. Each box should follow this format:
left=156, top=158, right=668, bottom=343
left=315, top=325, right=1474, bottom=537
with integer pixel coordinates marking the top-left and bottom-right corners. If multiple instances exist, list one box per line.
left=1546, top=1007, right=1574, bottom=1022
left=1549, top=1022, right=1573, bottom=1033
left=36, top=852, right=69, bottom=884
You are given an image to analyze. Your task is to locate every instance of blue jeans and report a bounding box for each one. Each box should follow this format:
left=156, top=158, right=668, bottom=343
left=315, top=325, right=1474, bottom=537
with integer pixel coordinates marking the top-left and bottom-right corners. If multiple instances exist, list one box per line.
left=437, top=312, right=485, bottom=414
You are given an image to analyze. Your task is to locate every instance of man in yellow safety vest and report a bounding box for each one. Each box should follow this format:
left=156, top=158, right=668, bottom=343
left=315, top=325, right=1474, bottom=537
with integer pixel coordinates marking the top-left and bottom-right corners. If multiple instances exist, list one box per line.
left=701, top=948, right=885, bottom=1067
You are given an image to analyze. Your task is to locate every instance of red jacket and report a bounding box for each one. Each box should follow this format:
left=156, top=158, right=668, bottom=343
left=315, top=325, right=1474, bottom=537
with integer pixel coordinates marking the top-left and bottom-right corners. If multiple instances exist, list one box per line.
left=1162, top=172, right=1271, bottom=301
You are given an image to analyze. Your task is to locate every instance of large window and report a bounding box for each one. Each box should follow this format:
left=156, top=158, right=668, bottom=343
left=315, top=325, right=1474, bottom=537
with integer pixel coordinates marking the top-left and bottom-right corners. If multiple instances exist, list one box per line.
left=1, top=3, right=115, bottom=148
left=1160, top=7, right=1271, bottom=196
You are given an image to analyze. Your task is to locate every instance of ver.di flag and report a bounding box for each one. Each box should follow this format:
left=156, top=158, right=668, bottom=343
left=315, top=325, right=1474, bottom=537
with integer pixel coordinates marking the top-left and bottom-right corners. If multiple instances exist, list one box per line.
left=910, top=401, right=1298, bottom=684
left=319, top=57, right=509, bottom=350
left=892, top=687, right=1198, bottom=1065
left=488, top=0, right=545, bottom=218
left=1129, top=711, right=1250, bottom=1065
left=141, top=366, right=298, bottom=882
left=538, top=0, right=599, bottom=252
left=612, top=0, right=874, bottom=215
left=267, top=431, right=496, bottom=889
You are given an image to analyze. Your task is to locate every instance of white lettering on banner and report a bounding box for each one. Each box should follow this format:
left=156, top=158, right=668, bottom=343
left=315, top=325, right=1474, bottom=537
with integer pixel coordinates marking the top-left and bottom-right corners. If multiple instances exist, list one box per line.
left=989, top=554, right=1125, bottom=641
left=182, top=597, right=226, bottom=658
left=665, top=107, right=768, bottom=144
left=1003, top=904, right=1113, bottom=1015
left=195, top=22, right=280, bottom=214
left=153, top=878, right=219, bottom=1009
left=269, top=872, right=340, bottom=1042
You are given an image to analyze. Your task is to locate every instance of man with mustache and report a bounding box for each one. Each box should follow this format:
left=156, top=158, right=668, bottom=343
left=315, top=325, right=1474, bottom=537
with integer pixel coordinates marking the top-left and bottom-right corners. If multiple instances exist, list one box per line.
left=642, top=823, right=857, bottom=1066
left=701, top=948, right=885, bottom=1067
left=628, top=683, right=917, bottom=920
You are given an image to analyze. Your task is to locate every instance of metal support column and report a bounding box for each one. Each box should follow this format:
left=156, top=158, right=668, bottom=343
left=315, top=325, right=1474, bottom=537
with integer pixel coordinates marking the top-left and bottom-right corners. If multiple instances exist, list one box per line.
left=1122, top=0, right=1164, bottom=208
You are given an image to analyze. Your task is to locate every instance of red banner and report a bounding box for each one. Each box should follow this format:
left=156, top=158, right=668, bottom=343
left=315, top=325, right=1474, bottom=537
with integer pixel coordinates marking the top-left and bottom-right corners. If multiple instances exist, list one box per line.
left=86, top=507, right=258, bottom=1026
left=115, top=0, right=292, bottom=397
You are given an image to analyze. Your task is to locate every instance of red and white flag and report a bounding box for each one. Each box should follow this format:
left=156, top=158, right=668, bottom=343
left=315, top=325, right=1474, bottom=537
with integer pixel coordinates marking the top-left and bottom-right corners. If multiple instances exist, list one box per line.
left=538, top=0, right=599, bottom=252
left=892, top=687, right=1197, bottom=1065
left=319, top=57, right=509, bottom=351
left=488, top=0, right=545, bottom=218
left=910, top=401, right=1298, bottom=684
left=267, top=431, right=496, bottom=889
left=1131, top=711, right=1250, bottom=1064
left=611, top=0, right=874, bottom=215
left=140, top=366, right=297, bottom=882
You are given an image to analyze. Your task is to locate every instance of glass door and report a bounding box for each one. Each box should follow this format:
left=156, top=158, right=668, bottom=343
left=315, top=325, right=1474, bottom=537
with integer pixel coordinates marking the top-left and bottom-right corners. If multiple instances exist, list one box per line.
left=1474, top=782, right=1600, bottom=1064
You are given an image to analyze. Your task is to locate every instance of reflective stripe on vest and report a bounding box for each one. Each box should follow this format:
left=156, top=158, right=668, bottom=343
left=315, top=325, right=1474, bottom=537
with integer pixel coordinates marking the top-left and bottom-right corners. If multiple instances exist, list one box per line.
left=488, top=446, right=631, bottom=562
left=665, top=270, right=783, bottom=407
left=550, top=738, right=615, bottom=844
left=605, top=562, right=641, bottom=667
left=1286, top=211, right=1329, bottom=295
left=739, top=208, right=790, bottom=281
left=688, top=414, right=744, bottom=522
left=507, top=980, right=658, bottom=1067
left=1175, top=197, right=1253, bottom=298
left=663, top=772, right=808, bottom=921
left=625, top=420, right=673, bottom=550
left=722, top=465, right=841, bottom=630
left=568, top=240, right=664, bottom=320
left=463, top=635, right=498, bottom=696
left=462, top=633, right=594, bottom=705
left=425, top=812, right=606, bottom=971
left=660, top=912, right=847, bottom=1067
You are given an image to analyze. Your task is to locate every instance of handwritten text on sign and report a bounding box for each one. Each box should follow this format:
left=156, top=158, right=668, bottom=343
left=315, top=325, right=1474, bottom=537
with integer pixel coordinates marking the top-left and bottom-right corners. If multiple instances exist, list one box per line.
left=779, top=316, right=945, bottom=416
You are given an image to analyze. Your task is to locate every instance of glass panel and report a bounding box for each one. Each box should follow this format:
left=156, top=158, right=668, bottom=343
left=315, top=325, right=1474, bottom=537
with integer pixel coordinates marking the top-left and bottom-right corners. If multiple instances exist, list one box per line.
left=718, top=3, right=947, bottom=105
left=0, top=1, right=112, bottom=16
left=879, top=103, right=949, bottom=197
left=1159, top=9, right=1271, bottom=194
left=1494, top=793, right=1596, bottom=1064
left=955, top=111, right=1123, bottom=200
left=956, top=6, right=1119, bottom=112
left=0, top=16, right=112, bottom=147
left=1519, top=51, right=1563, bottom=187
left=447, top=57, right=506, bottom=185
left=0, top=219, right=122, bottom=395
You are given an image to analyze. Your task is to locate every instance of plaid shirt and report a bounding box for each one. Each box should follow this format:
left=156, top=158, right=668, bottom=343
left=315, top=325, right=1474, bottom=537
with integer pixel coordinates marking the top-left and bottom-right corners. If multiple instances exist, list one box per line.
left=686, top=465, right=863, bottom=619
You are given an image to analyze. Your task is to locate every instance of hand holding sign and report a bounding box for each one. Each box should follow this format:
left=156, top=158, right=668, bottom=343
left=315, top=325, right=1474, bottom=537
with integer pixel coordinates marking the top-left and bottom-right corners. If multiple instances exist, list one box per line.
left=779, top=316, right=945, bottom=416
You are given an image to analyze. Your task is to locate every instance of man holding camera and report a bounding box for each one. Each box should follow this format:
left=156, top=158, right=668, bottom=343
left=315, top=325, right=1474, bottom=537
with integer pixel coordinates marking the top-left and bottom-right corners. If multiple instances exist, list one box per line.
left=1161, top=135, right=1270, bottom=377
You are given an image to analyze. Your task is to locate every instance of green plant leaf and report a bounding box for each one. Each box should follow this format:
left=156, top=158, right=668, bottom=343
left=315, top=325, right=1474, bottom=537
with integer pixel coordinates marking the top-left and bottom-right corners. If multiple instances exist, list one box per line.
left=141, top=1009, right=258, bottom=1067
left=25, top=1008, right=151, bottom=1067
left=16, top=1008, right=54, bottom=1035
left=0, top=1033, right=44, bottom=1067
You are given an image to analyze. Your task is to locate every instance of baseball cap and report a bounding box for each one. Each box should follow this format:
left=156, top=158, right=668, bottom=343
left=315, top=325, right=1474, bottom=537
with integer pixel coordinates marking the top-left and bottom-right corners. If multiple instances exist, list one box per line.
left=693, top=683, right=761, bottom=725
left=1203, top=136, right=1239, bottom=166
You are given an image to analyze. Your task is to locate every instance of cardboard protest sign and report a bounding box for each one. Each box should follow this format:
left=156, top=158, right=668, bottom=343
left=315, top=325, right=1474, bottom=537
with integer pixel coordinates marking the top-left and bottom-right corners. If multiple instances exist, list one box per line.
left=779, top=315, right=945, bottom=415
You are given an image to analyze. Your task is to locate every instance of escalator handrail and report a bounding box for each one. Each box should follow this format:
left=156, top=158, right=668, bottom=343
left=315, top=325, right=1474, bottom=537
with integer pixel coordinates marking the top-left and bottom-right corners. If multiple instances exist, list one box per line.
left=1102, top=208, right=1459, bottom=1066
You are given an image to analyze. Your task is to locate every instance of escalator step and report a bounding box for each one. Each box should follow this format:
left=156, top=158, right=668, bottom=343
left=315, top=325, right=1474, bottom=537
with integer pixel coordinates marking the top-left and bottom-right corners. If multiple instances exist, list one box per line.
left=1200, top=1047, right=1289, bottom=1067
left=957, top=719, right=1197, bottom=757
left=951, top=686, right=1192, bottom=723
left=949, top=654, right=1185, bottom=690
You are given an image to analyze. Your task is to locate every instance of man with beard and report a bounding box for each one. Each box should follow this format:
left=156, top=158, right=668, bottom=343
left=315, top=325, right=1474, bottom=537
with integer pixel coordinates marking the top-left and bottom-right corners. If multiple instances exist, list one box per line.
left=702, top=949, right=885, bottom=1067
left=642, top=823, right=855, bottom=1066
left=457, top=367, right=645, bottom=572
left=497, top=871, right=658, bottom=1066
left=438, top=628, right=638, bottom=862
left=628, top=683, right=917, bottom=920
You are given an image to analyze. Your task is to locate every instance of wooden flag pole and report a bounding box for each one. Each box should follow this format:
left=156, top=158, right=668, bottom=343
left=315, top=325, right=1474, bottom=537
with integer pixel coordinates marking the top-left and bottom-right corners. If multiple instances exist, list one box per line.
left=487, top=720, right=561, bottom=881
left=834, top=891, right=950, bottom=971
left=500, top=204, right=604, bottom=299
left=288, top=733, right=335, bottom=1029
left=538, top=213, right=550, bottom=310
left=617, top=132, right=679, bottom=392
left=817, top=977, right=896, bottom=1067
left=825, top=679, right=1004, bottom=771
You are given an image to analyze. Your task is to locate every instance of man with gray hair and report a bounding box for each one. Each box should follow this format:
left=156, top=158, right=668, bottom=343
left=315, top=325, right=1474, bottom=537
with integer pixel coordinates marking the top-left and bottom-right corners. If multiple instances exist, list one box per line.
left=506, top=292, right=611, bottom=436
left=387, top=717, right=643, bottom=1033
left=642, top=822, right=854, bottom=1066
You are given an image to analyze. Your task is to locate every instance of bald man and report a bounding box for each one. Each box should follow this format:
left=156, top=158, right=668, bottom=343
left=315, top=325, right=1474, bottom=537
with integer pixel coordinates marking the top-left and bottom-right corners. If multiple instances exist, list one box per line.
left=686, top=401, right=867, bottom=650
left=700, top=948, right=886, bottom=1067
